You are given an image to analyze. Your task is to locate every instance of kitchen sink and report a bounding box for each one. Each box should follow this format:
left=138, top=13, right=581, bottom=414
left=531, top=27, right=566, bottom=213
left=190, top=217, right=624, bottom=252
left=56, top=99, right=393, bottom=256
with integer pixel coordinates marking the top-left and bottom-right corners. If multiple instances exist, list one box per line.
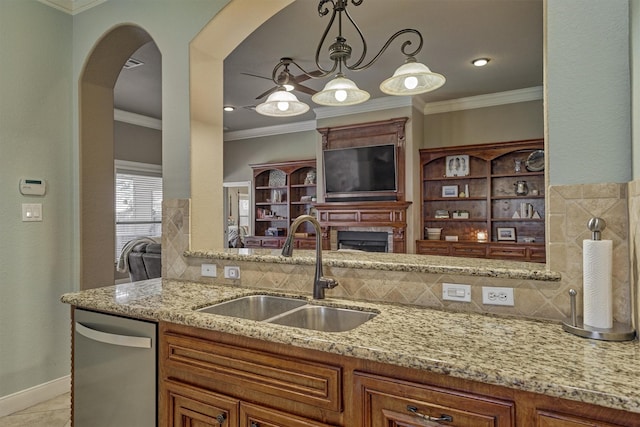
left=268, top=305, right=377, bottom=332
left=197, top=295, right=307, bottom=321
left=197, top=294, right=376, bottom=332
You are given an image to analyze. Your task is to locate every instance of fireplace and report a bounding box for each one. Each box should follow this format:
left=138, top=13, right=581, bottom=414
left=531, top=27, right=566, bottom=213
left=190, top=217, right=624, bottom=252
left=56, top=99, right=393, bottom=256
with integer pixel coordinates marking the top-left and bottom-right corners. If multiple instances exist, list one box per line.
left=337, top=231, right=389, bottom=253
left=315, top=201, right=410, bottom=253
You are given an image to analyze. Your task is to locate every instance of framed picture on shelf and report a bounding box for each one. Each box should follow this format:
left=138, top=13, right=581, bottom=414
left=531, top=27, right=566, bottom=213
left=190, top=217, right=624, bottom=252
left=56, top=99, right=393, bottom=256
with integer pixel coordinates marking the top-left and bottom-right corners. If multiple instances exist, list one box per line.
left=308, top=206, right=318, bottom=219
left=497, top=227, right=516, bottom=241
left=442, top=185, right=458, bottom=198
left=445, top=155, right=469, bottom=177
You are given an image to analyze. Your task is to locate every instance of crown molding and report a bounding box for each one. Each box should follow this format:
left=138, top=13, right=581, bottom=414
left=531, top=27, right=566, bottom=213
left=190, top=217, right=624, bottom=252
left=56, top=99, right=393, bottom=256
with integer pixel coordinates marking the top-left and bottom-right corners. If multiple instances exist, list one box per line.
left=224, top=97, right=413, bottom=142
left=114, top=109, right=162, bottom=130
left=224, top=120, right=317, bottom=141
left=423, top=86, right=543, bottom=115
left=223, top=88, right=542, bottom=141
left=38, top=0, right=106, bottom=15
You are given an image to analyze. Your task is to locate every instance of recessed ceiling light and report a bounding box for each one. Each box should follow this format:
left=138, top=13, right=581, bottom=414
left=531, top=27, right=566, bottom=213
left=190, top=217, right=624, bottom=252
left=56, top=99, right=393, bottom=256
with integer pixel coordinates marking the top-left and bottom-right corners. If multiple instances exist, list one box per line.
left=472, top=58, right=490, bottom=67
left=223, top=106, right=235, bottom=112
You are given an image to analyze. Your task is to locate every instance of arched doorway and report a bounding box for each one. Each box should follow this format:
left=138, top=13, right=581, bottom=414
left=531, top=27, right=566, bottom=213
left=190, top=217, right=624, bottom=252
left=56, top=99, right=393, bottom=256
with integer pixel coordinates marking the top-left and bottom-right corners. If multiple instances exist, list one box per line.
left=79, top=25, right=157, bottom=289
left=188, top=0, right=295, bottom=251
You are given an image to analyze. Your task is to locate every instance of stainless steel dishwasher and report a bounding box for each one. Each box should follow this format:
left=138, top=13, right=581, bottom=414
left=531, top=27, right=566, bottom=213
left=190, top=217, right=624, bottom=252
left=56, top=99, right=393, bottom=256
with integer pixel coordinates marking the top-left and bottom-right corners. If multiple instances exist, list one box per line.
left=73, top=308, right=157, bottom=426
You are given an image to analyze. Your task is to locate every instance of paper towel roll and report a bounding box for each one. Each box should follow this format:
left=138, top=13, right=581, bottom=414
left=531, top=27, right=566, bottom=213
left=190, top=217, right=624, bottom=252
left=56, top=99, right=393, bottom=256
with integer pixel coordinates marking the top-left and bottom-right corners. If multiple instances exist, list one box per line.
left=583, top=239, right=613, bottom=329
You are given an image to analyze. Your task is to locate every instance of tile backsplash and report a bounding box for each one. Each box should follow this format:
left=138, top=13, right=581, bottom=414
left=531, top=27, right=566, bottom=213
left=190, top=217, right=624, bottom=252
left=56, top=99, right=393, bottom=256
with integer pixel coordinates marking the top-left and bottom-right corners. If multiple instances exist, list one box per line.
left=163, top=181, right=636, bottom=324
left=548, top=182, right=631, bottom=325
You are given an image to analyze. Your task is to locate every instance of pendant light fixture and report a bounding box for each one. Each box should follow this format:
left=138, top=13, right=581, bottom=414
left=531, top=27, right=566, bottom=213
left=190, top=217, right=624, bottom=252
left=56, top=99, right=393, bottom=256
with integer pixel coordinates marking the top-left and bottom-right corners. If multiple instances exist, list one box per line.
left=256, top=0, right=445, bottom=117
left=255, top=89, right=310, bottom=117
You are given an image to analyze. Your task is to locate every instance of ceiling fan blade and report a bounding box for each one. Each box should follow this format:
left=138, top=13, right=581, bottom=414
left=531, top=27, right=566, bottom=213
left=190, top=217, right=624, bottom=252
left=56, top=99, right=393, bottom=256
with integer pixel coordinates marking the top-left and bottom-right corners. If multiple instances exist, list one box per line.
left=241, top=72, right=272, bottom=81
left=255, top=86, right=278, bottom=100
left=292, top=70, right=324, bottom=83
left=292, top=83, right=317, bottom=96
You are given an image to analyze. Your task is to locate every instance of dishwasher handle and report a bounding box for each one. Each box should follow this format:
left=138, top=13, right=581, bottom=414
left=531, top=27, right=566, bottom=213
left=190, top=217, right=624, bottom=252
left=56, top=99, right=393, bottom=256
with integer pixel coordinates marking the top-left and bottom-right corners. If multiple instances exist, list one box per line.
left=75, top=322, right=152, bottom=349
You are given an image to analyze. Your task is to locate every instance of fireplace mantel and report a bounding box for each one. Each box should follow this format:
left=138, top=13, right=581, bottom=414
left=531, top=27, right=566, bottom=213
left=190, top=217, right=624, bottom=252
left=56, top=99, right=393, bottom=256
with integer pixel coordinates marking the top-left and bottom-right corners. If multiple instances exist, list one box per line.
left=314, top=201, right=411, bottom=253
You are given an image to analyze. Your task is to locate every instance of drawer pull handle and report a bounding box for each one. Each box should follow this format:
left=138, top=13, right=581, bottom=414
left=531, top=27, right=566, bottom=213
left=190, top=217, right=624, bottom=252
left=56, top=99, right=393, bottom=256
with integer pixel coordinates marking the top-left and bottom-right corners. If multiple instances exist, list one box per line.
left=215, top=413, right=227, bottom=424
left=407, top=405, right=453, bottom=423
left=250, top=422, right=259, bottom=427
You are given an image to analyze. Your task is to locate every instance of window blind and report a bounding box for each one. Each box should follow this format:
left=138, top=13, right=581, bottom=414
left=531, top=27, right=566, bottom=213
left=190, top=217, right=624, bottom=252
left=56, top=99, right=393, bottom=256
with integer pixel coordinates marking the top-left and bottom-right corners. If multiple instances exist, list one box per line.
left=115, top=166, right=163, bottom=261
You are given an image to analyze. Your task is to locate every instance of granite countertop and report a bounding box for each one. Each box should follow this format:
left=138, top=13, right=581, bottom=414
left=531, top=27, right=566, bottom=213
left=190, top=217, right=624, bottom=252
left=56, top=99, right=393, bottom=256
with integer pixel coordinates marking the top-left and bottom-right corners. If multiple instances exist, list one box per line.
left=185, top=248, right=561, bottom=281
left=61, top=278, right=639, bottom=414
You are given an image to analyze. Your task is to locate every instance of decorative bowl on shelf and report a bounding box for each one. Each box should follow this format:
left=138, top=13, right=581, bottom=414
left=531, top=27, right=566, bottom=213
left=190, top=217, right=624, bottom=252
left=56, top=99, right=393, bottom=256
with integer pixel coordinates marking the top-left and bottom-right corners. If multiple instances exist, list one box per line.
left=426, top=227, right=443, bottom=240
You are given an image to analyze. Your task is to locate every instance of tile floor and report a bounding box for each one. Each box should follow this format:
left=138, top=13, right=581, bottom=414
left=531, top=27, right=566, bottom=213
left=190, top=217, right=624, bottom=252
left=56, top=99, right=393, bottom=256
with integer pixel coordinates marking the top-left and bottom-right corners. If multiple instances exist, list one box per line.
left=0, top=393, right=70, bottom=427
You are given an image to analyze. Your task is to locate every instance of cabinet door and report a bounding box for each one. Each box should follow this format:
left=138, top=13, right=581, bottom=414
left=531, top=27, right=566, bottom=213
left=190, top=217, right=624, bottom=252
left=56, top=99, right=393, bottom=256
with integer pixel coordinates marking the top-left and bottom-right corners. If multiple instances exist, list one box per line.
left=164, top=381, right=239, bottom=427
left=536, top=410, right=629, bottom=427
left=354, top=373, right=513, bottom=427
left=240, top=402, right=335, bottom=427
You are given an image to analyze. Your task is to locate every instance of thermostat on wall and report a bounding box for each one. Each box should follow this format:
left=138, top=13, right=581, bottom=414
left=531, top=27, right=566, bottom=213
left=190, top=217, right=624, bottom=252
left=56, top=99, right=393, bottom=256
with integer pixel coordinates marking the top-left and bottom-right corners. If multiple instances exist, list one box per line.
left=19, top=178, right=46, bottom=196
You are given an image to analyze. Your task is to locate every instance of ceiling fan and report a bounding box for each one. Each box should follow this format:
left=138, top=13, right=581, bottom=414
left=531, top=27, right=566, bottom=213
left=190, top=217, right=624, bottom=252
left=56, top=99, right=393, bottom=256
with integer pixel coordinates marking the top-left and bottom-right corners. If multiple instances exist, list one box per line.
left=242, top=58, right=319, bottom=100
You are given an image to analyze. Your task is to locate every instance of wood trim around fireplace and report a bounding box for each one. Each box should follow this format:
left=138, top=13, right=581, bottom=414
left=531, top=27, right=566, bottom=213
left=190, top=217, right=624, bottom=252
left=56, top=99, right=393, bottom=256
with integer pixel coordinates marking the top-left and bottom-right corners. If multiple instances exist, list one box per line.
left=314, top=201, right=411, bottom=253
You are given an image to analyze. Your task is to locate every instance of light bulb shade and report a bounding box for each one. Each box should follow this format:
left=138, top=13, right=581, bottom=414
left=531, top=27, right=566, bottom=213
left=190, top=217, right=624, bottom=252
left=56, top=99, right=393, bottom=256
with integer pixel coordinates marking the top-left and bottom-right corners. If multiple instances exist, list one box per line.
left=311, top=76, right=370, bottom=106
left=380, top=61, right=446, bottom=96
left=255, top=90, right=309, bottom=117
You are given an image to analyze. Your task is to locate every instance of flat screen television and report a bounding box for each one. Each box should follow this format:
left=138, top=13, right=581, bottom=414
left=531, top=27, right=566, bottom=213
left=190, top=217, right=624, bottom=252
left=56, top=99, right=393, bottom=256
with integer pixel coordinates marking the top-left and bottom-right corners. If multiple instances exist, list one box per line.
left=323, top=144, right=397, bottom=202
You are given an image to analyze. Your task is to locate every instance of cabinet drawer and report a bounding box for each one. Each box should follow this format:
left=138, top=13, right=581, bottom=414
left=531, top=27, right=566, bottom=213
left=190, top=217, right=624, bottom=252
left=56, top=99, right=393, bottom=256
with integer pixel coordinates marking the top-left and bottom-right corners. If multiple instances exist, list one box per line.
left=261, top=238, right=283, bottom=248
left=240, top=402, right=336, bottom=427
left=296, top=239, right=317, bottom=249
left=488, top=244, right=527, bottom=259
left=416, top=241, right=450, bottom=255
left=451, top=243, right=487, bottom=258
left=529, top=246, right=546, bottom=261
left=536, top=409, right=627, bottom=427
left=163, top=332, right=342, bottom=412
left=244, top=237, right=264, bottom=248
left=354, top=372, right=514, bottom=427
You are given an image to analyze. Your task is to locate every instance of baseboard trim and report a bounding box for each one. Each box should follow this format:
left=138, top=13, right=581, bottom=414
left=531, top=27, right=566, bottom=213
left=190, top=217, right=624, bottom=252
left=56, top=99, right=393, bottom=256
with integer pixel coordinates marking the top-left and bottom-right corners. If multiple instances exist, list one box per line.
left=0, top=375, right=70, bottom=417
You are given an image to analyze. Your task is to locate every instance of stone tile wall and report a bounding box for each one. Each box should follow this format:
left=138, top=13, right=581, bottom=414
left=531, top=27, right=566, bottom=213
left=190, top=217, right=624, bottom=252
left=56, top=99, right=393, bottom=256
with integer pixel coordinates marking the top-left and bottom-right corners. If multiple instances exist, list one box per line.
left=548, top=183, right=631, bottom=325
left=163, top=185, right=635, bottom=324
left=628, top=180, right=640, bottom=330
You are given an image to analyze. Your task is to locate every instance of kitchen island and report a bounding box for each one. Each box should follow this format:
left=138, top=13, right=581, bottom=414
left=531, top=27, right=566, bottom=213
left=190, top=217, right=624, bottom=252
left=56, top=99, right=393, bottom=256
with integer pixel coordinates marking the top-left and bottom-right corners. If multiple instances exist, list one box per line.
left=62, top=277, right=640, bottom=425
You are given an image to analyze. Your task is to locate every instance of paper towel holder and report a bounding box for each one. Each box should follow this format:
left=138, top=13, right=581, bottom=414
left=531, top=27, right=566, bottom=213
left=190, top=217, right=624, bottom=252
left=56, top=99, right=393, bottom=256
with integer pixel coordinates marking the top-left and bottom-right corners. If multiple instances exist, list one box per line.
left=562, top=217, right=635, bottom=340
left=562, top=288, right=636, bottom=341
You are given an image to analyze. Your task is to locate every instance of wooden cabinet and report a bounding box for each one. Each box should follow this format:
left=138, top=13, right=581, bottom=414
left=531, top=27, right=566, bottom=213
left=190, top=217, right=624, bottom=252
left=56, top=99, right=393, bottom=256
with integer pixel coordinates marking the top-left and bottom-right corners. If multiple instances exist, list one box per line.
left=353, top=372, right=514, bottom=426
left=164, top=380, right=239, bottom=427
left=246, top=159, right=317, bottom=249
left=240, top=402, right=334, bottom=427
left=417, top=139, right=545, bottom=262
left=159, top=323, right=640, bottom=427
left=159, top=323, right=341, bottom=427
left=534, top=410, right=630, bottom=427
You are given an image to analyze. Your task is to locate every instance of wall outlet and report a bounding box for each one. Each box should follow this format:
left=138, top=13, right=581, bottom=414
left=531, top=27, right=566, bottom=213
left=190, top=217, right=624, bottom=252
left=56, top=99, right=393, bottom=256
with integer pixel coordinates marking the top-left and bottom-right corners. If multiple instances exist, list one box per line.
left=442, top=283, right=471, bottom=302
left=482, top=286, right=515, bottom=306
left=201, top=264, right=217, bottom=277
left=224, top=266, right=240, bottom=279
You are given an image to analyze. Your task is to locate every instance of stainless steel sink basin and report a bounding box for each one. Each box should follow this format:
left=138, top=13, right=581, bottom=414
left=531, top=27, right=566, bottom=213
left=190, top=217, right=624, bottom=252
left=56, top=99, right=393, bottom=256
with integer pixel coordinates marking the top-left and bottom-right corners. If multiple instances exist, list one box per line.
left=268, top=305, right=377, bottom=332
left=197, top=295, right=307, bottom=321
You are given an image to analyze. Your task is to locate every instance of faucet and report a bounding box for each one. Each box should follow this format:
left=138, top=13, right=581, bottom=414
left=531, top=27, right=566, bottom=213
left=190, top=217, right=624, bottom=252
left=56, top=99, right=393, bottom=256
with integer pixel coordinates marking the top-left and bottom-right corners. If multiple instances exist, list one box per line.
left=281, top=215, right=338, bottom=299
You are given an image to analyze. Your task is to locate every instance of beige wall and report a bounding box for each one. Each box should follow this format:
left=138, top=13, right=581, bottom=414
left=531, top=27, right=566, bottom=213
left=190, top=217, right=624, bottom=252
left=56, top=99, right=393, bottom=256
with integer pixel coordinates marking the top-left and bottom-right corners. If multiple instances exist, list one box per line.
left=224, top=131, right=317, bottom=182
left=423, top=100, right=544, bottom=148
left=114, top=121, right=162, bottom=165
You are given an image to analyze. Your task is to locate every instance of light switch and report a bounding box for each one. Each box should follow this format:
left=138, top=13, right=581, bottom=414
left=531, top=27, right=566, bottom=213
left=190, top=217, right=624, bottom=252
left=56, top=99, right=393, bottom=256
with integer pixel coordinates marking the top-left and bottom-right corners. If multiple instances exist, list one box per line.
left=22, top=203, right=42, bottom=222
